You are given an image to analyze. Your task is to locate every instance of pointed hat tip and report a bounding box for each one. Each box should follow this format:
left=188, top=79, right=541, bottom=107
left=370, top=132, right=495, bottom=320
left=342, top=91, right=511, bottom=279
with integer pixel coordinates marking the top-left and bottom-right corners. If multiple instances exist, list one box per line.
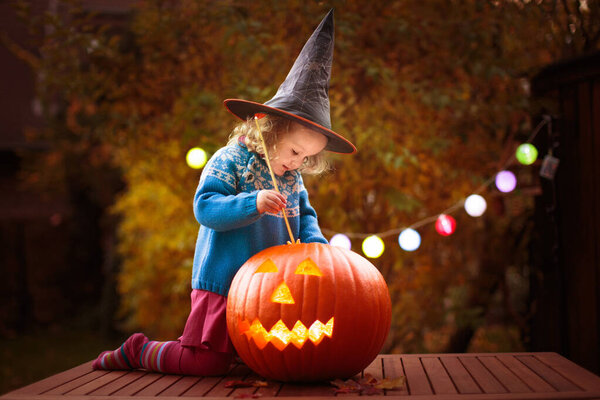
left=316, top=8, right=334, bottom=32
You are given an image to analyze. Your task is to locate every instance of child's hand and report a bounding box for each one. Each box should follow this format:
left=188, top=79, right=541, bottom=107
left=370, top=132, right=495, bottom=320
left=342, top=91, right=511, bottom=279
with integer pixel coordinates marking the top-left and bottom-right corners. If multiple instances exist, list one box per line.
left=257, top=190, right=287, bottom=214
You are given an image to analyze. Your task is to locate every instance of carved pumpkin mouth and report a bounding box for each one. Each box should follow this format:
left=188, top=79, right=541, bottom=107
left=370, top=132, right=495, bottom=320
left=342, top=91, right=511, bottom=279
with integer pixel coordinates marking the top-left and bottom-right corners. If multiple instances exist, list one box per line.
left=239, top=317, right=334, bottom=351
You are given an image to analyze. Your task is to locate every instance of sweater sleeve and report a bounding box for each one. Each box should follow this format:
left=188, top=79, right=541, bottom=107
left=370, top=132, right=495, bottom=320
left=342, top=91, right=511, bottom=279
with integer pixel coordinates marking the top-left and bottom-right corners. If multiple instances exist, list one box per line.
left=193, top=147, right=262, bottom=232
left=298, top=187, right=328, bottom=244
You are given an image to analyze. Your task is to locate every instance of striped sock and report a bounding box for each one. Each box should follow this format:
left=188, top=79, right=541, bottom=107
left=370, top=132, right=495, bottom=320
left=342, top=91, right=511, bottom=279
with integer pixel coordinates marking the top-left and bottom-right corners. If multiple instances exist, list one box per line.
left=92, top=333, right=147, bottom=371
left=138, top=341, right=176, bottom=373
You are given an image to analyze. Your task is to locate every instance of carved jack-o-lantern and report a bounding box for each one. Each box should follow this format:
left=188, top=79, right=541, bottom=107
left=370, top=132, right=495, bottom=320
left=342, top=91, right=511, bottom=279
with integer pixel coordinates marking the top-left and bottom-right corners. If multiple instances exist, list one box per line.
left=226, top=243, right=391, bottom=382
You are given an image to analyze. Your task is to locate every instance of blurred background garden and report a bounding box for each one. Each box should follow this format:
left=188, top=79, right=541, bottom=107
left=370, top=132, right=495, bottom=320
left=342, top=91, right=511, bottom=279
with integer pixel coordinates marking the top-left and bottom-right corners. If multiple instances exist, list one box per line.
left=1, top=0, right=599, bottom=394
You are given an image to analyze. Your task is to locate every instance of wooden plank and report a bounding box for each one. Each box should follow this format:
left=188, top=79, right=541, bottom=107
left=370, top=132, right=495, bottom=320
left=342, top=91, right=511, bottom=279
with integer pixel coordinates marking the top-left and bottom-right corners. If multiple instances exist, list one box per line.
left=382, top=355, right=409, bottom=396
left=75, top=370, right=145, bottom=396
left=38, top=370, right=110, bottom=395
left=276, top=382, right=336, bottom=397
left=3, top=361, right=95, bottom=396
left=363, top=356, right=383, bottom=379
left=402, top=356, right=433, bottom=395
left=92, top=370, right=148, bottom=396
left=496, top=354, right=556, bottom=392
left=4, top=391, right=600, bottom=400
left=109, top=371, right=163, bottom=396
left=421, top=357, right=457, bottom=394
left=333, top=388, right=360, bottom=397
left=254, top=379, right=283, bottom=398
left=479, top=356, right=532, bottom=393
left=337, top=357, right=382, bottom=397
left=158, top=376, right=202, bottom=396
left=61, top=370, right=129, bottom=395
left=173, top=361, right=242, bottom=396
left=227, top=370, right=269, bottom=399
left=460, top=356, right=507, bottom=393
left=202, top=363, right=253, bottom=397
left=2, top=353, right=599, bottom=399
left=227, top=384, right=257, bottom=399
left=183, top=363, right=250, bottom=397
left=181, top=376, right=223, bottom=397
left=132, top=374, right=183, bottom=396
left=84, top=371, right=141, bottom=396
left=536, top=353, right=600, bottom=391
left=517, top=355, right=582, bottom=392
left=440, top=356, right=482, bottom=394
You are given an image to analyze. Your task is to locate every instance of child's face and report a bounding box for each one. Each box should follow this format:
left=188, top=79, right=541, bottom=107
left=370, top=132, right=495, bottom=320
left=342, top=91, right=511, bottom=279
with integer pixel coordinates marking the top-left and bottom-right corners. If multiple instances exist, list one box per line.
left=270, top=122, right=328, bottom=176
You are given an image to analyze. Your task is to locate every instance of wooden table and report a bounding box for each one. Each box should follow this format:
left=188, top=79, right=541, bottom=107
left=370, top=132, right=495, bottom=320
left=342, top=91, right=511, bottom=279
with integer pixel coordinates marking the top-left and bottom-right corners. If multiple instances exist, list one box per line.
left=3, top=353, right=600, bottom=399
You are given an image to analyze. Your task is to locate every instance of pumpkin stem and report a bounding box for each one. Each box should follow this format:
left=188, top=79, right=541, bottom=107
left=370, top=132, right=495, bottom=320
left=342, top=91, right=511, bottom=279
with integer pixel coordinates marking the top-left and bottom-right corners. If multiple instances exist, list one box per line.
left=254, top=115, right=297, bottom=244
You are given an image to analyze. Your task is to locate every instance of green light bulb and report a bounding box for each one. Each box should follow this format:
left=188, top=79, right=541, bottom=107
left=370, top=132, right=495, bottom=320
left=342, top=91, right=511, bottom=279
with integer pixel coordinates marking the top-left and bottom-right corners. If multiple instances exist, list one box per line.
left=516, top=143, right=538, bottom=165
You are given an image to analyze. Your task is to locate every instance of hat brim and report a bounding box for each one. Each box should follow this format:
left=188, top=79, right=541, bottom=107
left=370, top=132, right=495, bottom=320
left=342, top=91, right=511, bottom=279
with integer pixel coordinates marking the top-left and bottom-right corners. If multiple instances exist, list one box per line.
left=223, top=99, right=356, bottom=154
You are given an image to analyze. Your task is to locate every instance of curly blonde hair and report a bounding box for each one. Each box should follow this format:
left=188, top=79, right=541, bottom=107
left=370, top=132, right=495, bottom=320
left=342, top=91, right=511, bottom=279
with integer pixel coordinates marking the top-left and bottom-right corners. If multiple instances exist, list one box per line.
left=227, top=115, right=330, bottom=175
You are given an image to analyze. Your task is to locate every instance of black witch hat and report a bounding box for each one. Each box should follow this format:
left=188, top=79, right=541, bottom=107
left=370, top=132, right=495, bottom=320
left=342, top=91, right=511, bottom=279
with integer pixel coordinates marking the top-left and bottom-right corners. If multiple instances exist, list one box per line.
left=224, top=9, right=356, bottom=154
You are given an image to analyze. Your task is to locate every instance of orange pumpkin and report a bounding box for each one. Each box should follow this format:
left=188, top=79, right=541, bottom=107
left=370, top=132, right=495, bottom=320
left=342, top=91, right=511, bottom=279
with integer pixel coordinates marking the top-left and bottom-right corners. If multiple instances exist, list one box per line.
left=226, top=242, right=391, bottom=382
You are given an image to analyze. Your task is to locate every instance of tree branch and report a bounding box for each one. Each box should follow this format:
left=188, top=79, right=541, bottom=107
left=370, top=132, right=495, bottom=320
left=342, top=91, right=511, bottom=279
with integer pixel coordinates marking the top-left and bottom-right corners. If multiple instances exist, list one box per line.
left=0, top=32, right=40, bottom=69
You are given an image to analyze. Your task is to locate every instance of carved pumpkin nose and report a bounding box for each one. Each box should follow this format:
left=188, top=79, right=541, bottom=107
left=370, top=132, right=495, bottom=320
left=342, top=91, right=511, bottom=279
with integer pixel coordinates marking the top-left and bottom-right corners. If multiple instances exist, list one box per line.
left=271, top=282, right=295, bottom=304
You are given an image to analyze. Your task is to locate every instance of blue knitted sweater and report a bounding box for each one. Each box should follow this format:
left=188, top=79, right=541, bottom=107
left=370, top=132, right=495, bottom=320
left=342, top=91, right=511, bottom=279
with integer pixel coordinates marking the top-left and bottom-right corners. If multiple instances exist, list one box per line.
left=191, top=140, right=328, bottom=296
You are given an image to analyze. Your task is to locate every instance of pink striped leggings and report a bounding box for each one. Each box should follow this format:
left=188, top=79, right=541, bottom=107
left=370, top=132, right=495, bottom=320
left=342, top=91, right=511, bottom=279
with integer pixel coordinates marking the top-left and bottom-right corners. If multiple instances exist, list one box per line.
left=93, top=333, right=233, bottom=376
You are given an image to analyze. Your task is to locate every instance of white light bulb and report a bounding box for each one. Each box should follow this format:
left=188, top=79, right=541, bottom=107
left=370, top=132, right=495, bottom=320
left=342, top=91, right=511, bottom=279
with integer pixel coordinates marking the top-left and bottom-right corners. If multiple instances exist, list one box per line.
left=398, top=229, right=421, bottom=251
left=329, top=234, right=351, bottom=250
left=464, top=194, right=487, bottom=217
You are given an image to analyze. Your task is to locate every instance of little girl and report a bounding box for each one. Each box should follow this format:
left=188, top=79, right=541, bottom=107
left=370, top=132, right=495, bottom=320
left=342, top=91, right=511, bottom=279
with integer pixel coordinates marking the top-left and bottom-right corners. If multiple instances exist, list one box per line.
left=92, top=9, right=355, bottom=376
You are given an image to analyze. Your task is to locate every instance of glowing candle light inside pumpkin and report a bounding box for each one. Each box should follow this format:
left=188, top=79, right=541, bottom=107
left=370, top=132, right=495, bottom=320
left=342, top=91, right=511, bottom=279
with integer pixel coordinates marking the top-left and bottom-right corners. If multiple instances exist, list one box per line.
left=495, top=170, right=517, bottom=193
left=464, top=194, right=487, bottom=217
left=398, top=228, right=421, bottom=251
left=362, top=235, right=385, bottom=258
left=244, top=318, right=334, bottom=351
left=271, top=282, right=295, bottom=304
left=186, top=147, right=207, bottom=169
left=329, top=233, right=351, bottom=250
left=435, top=214, right=456, bottom=236
left=516, top=143, right=538, bottom=165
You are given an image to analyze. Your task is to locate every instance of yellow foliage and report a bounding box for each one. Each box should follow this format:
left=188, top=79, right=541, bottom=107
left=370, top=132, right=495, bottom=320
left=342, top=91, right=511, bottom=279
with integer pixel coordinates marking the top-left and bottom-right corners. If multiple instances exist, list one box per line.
left=24, top=0, right=597, bottom=346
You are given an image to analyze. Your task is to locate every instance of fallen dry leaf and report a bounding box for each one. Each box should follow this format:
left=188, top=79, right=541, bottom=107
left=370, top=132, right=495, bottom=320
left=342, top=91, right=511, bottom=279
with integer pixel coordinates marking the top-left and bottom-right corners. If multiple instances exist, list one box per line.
left=374, top=376, right=406, bottom=390
left=331, top=374, right=405, bottom=395
left=330, top=378, right=362, bottom=394
left=225, top=380, right=268, bottom=389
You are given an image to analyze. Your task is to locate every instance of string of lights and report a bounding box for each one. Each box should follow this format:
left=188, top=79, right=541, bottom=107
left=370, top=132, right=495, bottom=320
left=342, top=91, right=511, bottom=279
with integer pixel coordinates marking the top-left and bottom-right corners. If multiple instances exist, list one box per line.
left=185, top=115, right=555, bottom=259
left=321, top=115, right=554, bottom=257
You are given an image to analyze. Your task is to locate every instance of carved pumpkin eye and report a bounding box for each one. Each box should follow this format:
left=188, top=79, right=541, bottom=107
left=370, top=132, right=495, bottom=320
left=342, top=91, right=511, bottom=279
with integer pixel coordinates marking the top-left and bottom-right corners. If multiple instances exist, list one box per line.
left=254, top=259, right=278, bottom=273
left=294, top=258, right=322, bottom=276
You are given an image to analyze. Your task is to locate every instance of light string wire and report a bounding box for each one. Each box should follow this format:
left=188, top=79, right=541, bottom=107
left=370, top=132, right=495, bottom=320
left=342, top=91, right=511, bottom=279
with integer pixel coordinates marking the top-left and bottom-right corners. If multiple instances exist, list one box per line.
left=254, top=115, right=298, bottom=244
left=321, top=115, right=552, bottom=240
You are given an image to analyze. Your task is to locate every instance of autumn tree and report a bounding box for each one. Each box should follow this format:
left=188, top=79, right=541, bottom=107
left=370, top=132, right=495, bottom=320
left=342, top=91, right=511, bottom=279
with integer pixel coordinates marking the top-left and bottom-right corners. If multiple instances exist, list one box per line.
left=10, top=0, right=599, bottom=349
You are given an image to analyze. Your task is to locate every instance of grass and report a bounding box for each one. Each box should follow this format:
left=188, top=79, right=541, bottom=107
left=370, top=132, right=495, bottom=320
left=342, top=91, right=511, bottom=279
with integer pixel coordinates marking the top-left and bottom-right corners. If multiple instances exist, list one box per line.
left=0, top=324, right=126, bottom=395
